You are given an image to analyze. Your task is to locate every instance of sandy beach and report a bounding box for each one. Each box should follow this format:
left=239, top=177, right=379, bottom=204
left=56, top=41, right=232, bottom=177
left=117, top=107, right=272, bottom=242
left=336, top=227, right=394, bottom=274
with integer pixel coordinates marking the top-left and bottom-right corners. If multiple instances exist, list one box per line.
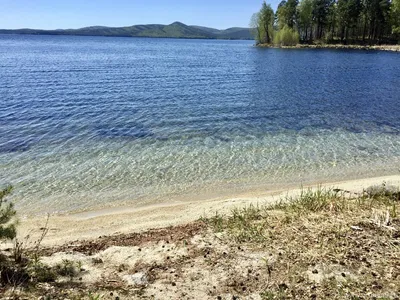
left=2, top=174, right=399, bottom=299
left=15, top=174, right=400, bottom=247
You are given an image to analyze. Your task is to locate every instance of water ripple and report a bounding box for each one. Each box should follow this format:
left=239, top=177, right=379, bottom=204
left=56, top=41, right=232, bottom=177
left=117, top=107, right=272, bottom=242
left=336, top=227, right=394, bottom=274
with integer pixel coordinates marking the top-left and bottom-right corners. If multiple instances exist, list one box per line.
left=1, top=35, right=400, bottom=214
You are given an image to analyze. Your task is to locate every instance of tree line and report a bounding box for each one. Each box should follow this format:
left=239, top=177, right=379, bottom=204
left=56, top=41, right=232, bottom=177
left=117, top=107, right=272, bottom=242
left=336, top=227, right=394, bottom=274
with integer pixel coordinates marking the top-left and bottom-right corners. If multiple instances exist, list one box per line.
left=250, top=0, right=400, bottom=45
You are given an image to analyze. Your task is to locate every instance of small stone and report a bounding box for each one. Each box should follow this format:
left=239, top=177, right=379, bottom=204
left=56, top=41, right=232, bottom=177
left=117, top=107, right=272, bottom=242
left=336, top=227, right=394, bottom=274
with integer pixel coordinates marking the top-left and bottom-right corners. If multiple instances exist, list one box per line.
left=122, top=272, right=148, bottom=286
left=279, top=283, right=288, bottom=290
left=92, top=257, right=103, bottom=264
left=312, top=269, right=318, bottom=274
left=351, top=226, right=363, bottom=231
left=172, top=282, right=176, bottom=286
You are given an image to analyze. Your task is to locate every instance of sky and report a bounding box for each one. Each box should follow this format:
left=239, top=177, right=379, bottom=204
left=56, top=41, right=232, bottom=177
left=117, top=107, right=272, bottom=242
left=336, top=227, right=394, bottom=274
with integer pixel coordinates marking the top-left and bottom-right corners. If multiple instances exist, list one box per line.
left=0, top=0, right=280, bottom=30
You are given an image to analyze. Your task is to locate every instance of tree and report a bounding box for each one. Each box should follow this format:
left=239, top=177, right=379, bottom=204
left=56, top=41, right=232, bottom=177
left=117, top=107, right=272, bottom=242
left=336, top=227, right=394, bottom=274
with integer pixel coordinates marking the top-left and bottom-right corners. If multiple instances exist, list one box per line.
left=286, top=0, right=300, bottom=28
left=251, top=0, right=398, bottom=44
left=277, top=1, right=289, bottom=29
left=391, top=0, right=400, bottom=38
left=274, top=25, right=300, bottom=45
left=260, top=1, right=275, bottom=43
left=0, top=186, right=17, bottom=241
left=250, top=12, right=262, bottom=43
left=337, top=0, right=362, bottom=43
left=276, top=0, right=299, bottom=30
left=298, top=0, right=314, bottom=41
left=312, top=0, right=335, bottom=40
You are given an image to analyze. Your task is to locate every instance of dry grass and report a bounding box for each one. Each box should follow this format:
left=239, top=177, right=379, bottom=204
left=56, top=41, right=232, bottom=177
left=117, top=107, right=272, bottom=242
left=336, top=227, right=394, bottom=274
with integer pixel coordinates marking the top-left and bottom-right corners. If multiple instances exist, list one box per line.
left=1, top=184, right=399, bottom=299
left=203, top=185, right=400, bottom=299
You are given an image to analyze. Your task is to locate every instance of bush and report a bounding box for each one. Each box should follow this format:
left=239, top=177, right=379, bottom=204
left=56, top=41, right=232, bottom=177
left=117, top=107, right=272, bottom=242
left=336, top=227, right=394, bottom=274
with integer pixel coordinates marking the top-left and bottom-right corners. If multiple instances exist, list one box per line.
left=273, top=26, right=300, bottom=46
left=0, top=186, right=17, bottom=241
left=54, top=259, right=83, bottom=280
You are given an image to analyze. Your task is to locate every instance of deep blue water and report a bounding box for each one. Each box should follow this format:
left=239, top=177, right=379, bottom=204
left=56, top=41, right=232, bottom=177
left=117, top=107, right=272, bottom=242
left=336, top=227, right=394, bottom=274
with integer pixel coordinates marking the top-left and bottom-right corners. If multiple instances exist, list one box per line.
left=0, top=34, right=399, bottom=214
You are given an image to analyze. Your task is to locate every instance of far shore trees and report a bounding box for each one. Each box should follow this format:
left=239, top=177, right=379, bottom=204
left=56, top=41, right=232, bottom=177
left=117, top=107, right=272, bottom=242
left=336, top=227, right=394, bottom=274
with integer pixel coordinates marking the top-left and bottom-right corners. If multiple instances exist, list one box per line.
left=251, top=2, right=275, bottom=44
left=252, top=0, right=400, bottom=45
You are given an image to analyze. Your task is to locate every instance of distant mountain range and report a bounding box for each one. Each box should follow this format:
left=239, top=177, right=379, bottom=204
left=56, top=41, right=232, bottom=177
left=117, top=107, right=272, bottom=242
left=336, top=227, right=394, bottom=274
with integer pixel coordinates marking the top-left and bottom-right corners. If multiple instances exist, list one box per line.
left=0, top=22, right=253, bottom=40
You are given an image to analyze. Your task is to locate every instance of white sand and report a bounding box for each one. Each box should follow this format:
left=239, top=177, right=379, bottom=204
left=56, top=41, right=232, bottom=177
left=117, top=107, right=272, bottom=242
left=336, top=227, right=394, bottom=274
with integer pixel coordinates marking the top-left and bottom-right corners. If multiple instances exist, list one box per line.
left=14, top=175, right=400, bottom=247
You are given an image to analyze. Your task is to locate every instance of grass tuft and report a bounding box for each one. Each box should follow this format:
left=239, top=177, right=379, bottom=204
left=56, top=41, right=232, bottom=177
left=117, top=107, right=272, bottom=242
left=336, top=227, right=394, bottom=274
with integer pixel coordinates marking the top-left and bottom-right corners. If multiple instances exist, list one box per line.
left=271, top=187, right=347, bottom=213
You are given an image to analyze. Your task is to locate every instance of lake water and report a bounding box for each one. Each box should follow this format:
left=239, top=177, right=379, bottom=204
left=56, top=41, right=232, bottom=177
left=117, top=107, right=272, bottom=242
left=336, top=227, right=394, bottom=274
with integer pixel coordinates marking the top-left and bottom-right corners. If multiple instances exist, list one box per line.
left=1, top=34, right=400, bottom=215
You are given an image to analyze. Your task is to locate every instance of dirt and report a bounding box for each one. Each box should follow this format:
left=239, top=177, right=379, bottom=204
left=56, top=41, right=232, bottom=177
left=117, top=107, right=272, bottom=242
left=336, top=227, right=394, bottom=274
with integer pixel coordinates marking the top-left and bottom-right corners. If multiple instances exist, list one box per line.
left=3, top=202, right=399, bottom=299
left=41, top=221, right=207, bottom=256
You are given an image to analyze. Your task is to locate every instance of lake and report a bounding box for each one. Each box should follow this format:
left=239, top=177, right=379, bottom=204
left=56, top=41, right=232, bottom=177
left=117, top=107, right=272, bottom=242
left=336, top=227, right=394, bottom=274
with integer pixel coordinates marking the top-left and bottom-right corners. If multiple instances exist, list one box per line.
left=1, top=34, right=399, bottom=214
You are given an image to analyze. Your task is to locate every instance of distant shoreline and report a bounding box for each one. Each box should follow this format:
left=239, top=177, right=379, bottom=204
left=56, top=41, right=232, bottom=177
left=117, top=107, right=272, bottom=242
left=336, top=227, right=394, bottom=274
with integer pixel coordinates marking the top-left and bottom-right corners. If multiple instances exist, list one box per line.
left=258, top=43, right=400, bottom=52
left=0, top=32, right=252, bottom=41
left=0, top=22, right=253, bottom=40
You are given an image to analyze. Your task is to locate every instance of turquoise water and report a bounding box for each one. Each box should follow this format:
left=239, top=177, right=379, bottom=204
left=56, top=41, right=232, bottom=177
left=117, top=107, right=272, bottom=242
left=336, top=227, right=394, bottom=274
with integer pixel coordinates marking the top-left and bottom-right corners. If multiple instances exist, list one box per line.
left=1, top=35, right=400, bottom=214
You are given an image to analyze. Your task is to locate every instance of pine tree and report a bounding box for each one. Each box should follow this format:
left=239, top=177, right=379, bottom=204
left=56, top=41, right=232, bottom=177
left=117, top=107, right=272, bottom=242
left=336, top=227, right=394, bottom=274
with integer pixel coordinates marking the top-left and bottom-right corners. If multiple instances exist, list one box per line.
left=0, top=186, right=17, bottom=241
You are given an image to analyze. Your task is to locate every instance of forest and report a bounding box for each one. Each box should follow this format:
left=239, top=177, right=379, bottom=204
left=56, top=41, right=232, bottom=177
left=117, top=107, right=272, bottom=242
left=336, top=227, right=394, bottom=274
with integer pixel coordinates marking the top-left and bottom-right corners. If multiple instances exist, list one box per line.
left=251, top=0, right=400, bottom=45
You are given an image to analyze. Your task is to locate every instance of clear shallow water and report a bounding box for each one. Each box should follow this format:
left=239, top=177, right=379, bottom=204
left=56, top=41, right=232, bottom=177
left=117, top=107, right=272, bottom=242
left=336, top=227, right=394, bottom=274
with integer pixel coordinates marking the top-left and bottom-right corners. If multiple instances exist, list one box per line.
left=1, top=35, right=400, bottom=214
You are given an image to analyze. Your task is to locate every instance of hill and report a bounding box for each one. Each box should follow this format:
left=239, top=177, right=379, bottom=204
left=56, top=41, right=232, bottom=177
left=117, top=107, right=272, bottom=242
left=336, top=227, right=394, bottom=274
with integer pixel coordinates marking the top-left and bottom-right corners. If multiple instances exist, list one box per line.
left=0, top=22, right=252, bottom=40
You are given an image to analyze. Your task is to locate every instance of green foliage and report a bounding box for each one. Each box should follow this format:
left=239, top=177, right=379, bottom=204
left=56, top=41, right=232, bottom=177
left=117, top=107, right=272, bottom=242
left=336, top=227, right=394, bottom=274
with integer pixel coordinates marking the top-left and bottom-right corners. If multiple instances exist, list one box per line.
left=88, top=292, right=102, bottom=300
left=298, top=0, right=314, bottom=40
left=250, top=12, right=262, bottom=42
left=273, top=26, right=300, bottom=46
left=277, top=0, right=299, bottom=29
left=28, top=260, right=57, bottom=283
left=272, top=187, right=347, bottom=213
left=253, top=0, right=398, bottom=45
left=204, top=204, right=269, bottom=243
left=54, top=259, right=83, bottom=280
left=392, top=0, right=400, bottom=38
left=260, top=1, right=275, bottom=43
left=0, top=186, right=17, bottom=241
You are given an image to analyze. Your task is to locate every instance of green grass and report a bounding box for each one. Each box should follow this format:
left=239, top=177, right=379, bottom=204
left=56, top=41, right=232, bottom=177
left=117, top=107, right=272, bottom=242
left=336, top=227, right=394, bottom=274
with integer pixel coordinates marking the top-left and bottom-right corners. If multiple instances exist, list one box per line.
left=204, top=184, right=400, bottom=244
left=271, top=187, right=347, bottom=213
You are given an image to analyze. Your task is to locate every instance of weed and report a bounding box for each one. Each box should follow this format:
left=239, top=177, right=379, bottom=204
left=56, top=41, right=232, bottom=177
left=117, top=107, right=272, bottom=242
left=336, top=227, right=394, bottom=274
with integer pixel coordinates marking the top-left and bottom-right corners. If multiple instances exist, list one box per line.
left=54, top=259, right=82, bottom=280
left=28, top=260, right=56, bottom=283
left=270, top=187, right=347, bottom=213
left=88, top=292, right=102, bottom=300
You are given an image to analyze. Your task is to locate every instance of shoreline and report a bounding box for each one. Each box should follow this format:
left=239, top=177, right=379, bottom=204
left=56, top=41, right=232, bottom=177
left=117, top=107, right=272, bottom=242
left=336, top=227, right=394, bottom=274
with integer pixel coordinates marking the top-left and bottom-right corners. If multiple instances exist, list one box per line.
left=258, top=43, right=400, bottom=52
left=15, top=174, right=400, bottom=247
left=3, top=174, right=399, bottom=299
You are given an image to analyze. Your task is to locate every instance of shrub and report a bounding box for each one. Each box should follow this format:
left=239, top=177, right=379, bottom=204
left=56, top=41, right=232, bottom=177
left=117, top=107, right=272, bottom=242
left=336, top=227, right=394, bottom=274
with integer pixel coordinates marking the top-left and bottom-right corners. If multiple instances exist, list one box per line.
left=273, top=26, right=300, bottom=46
left=0, top=186, right=17, bottom=241
left=54, top=259, right=82, bottom=280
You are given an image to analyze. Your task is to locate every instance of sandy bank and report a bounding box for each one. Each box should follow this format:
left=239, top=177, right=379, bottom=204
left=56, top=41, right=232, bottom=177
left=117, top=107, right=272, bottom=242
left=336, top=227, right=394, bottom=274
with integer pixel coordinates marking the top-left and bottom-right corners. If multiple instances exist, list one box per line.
left=258, top=43, right=400, bottom=52
left=14, top=175, right=400, bottom=247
